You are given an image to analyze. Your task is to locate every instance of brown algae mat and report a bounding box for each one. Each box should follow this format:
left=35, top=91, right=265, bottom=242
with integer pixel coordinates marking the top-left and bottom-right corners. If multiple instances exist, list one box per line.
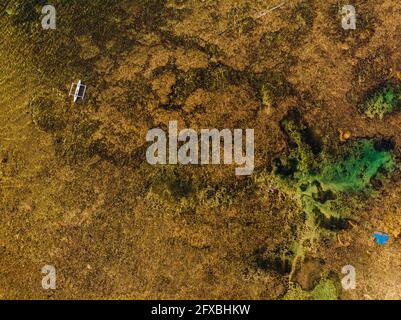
left=0, top=0, right=400, bottom=299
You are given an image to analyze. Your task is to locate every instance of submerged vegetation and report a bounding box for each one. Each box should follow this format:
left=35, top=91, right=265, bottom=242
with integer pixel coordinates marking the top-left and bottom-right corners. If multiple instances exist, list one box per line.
left=270, top=109, right=397, bottom=283
left=362, top=84, right=401, bottom=119
left=30, top=94, right=66, bottom=133
left=283, top=278, right=339, bottom=300
left=1, top=0, right=400, bottom=300
left=275, top=110, right=396, bottom=214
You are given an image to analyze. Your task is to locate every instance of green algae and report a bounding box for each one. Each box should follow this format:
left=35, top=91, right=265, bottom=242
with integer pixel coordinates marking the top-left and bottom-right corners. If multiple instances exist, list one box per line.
left=300, top=139, right=396, bottom=224
left=282, top=283, right=310, bottom=300
left=280, top=114, right=315, bottom=173
left=298, top=138, right=396, bottom=218
left=362, top=84, right=401, bottom=119
left=310, top=279, right=338, bottom=300
left=289, top=138, right=396, bottom=207
left=283, top=279, right=339, bottom=300
left=271, top=111, right=398, bottom=275
left=252, top=72, right=294, bottom=108
left=316, top=139, right=395, bottom=193
left=276, top=110, right=321, bottom=179
left=259, top=84, right=272, bottom=107
left=267, top=106, right=399, bottom=281
left=276, top=111, right=396, bottom=203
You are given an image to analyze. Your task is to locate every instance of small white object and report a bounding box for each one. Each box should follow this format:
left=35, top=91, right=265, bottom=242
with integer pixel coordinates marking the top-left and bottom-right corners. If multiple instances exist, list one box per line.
left=254, top=1, right=287, bottom=19
left=69, top=80, right=87, bottom=103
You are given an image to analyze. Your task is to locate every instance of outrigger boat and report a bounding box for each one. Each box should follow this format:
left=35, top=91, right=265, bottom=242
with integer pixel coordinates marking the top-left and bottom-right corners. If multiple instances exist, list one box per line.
left=69, top=80, right=87, bottom=103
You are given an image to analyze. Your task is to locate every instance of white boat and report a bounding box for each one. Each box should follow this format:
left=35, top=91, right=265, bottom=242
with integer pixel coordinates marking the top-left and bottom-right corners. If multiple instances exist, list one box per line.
left=69, top=80, right=87, bottom=102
